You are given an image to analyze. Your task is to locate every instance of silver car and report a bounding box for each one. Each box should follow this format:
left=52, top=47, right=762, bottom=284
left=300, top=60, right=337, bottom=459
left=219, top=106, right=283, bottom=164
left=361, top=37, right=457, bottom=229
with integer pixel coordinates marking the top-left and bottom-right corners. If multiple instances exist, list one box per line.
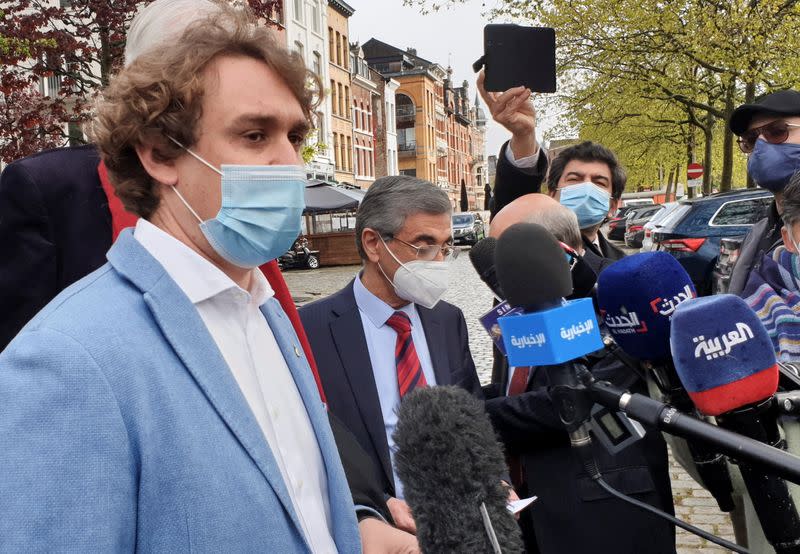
left=640, top=202, right=681, bottom=252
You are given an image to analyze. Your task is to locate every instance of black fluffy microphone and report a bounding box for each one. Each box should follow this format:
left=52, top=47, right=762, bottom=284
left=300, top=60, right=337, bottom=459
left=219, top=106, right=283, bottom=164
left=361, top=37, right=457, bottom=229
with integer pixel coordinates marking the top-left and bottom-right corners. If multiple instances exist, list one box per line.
left=494, top=223, right=601, bottom=475
left=393, top=386, right=525, bottom=554
left=469, top=237, right=504, bottom=300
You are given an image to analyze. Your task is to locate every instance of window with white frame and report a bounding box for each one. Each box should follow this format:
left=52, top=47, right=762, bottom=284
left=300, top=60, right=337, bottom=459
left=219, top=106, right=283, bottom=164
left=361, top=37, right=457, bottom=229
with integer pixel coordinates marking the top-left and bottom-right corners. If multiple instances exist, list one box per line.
left=311, top=2, right=320, bottom=33
left=293, top=0, right=304, bottom=22
left=312, top=51, right=322, bottom=77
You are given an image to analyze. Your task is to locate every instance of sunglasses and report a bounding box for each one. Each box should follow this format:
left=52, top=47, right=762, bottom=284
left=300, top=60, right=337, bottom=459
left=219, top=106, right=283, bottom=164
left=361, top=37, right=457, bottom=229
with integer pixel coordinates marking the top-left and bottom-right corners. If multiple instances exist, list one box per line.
left=738, top=120, right=800, bottom=153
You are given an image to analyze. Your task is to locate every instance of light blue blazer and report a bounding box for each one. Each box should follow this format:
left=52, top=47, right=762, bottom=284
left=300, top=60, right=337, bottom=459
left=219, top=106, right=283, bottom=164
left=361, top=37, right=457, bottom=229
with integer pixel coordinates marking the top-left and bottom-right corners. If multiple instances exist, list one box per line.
left=0, top=230, right=361, bottom=552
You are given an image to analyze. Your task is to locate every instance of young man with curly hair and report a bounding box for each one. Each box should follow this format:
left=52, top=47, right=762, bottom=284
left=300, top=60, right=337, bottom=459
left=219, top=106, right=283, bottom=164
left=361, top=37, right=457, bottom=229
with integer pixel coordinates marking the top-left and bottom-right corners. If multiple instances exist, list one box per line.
left=0, top=4, right=414, bottom=552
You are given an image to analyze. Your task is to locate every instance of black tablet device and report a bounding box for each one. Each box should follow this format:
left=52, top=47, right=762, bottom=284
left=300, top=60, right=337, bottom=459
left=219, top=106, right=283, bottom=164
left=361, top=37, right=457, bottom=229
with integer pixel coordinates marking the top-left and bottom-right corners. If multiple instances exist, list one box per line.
left=480, top=24, right=556, bottom=93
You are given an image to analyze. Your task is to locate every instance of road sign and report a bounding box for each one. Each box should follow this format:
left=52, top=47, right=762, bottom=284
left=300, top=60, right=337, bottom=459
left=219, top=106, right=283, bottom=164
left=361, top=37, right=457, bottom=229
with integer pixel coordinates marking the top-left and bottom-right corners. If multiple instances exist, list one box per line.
left=688, top=178, right=702, bottom=188
left=687, top=163, right=704, bottom=180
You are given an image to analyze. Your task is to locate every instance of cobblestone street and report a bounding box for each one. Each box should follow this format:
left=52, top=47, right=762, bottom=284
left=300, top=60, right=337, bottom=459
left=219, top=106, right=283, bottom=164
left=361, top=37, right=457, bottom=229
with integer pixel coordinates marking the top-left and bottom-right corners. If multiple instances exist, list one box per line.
left=284, top=248, right=735, bottom=552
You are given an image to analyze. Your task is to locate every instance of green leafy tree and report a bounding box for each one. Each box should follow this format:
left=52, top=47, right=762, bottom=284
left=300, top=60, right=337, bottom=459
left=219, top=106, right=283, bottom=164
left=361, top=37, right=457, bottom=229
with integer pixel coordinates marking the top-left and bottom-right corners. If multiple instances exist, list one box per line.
left=406, top=0, right=800, bottom=192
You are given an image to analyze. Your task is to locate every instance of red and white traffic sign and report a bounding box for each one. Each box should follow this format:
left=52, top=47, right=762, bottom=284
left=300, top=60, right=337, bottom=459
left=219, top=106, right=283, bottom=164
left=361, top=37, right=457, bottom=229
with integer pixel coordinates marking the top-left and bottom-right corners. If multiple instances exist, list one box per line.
left=687, top=163, right=704, bottom=180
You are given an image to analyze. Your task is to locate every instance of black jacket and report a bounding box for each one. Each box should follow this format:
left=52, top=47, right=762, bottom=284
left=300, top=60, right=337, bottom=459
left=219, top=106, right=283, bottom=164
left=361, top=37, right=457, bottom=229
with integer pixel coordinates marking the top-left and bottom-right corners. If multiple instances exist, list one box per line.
left=0, top=145, right=112, bottom=351
left=582, top=232, right=626, bottom=264
left=728, top=199, right=782, bottom=296
left=490, top=141, right=549, bottom=219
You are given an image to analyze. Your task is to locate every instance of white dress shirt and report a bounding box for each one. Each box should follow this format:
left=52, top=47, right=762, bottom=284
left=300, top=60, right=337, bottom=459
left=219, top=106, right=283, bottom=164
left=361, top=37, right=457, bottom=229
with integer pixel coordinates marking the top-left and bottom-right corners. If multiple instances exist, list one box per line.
left=134, top=219, right=336, bottom=554
left=352, top=274, right=437, bottom=500
left=505, top=140, right=546, bottom=172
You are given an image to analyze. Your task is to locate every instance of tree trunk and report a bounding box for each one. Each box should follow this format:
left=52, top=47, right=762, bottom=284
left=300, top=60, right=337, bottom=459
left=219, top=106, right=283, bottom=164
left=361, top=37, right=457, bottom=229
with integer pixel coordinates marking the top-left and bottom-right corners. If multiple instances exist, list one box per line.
left=99, top=27, right=112, bottom=86
left=745, top=80, right=756, bottom=188
left=678, top=126, right=697, bottom=198
left=720, top=75, right=737, bottom=192
left=665, top=166, right=675, bottom=200
left=703, top=118, right=714, bottom=196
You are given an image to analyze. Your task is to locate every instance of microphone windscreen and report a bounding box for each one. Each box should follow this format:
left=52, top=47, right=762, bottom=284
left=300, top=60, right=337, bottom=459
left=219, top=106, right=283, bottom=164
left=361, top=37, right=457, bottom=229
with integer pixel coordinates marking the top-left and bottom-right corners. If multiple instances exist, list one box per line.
left=495, top=223, right=572, bottom=310
left=393, top=386, right=524, bottom=554
left=469, top=237, right=504, bottom=299
left=670, top=294, right=779, bottom=416
left=596, top=252, right=696, bottom=360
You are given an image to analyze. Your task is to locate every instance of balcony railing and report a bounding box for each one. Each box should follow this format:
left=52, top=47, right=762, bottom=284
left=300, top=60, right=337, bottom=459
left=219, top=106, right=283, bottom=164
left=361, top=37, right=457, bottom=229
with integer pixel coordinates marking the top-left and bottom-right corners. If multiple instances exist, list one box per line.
left=398, top=141, right=416, bottom=157
left=396, top=106, right=416, bottom=122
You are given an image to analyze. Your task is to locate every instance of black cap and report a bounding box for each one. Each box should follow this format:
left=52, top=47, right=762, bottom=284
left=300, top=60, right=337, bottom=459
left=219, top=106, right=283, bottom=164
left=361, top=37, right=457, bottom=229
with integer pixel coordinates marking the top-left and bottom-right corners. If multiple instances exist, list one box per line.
left=729, top=90, right=800, bottom=135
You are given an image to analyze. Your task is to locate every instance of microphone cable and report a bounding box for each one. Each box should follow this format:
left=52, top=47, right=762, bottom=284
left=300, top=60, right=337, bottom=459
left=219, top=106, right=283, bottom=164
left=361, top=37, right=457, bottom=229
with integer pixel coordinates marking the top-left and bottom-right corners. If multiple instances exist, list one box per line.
left=593, top=476, right=749, bottom=554
left=569, top=365, right=749, bottom=553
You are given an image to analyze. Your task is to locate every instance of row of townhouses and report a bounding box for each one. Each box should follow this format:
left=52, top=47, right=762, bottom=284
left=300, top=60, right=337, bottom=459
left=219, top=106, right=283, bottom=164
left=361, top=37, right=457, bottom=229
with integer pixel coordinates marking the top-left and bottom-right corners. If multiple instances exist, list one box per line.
left=278, top=0, right=488, bottom=210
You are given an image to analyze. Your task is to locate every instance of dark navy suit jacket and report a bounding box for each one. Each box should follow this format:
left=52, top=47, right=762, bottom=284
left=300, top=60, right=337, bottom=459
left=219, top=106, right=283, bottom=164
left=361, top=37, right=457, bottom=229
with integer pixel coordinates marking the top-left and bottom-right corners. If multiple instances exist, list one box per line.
left=0, top=145, right=111, bottom=351
left=299, top=280, right=483, bottom=497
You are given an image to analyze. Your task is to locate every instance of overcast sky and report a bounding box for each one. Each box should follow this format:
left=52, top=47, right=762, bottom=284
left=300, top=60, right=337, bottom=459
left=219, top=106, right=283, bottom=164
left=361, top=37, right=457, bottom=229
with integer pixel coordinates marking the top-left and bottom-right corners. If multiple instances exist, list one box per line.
left=348, top=0, right=546, bottom=158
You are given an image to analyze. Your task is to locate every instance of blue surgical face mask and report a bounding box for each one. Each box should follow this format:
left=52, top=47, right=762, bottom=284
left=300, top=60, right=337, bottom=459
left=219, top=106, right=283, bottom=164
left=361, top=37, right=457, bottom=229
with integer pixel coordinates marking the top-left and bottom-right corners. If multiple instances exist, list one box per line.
left=559, top=182, right=611, bottom=229
left=748, top=139, right=800, bottom=192
left=169, top=139, right=306, bottom=268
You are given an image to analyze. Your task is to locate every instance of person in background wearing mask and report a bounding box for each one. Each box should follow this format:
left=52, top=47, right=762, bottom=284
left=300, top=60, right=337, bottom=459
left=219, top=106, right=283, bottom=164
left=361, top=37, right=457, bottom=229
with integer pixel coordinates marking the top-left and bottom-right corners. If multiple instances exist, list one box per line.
left=299, top=176, right=488, bottom=534
left=544, top=142, right=627, bottom=263
left=728, top=95, right=800, bottom=553
left=742, top=173, right=800, bottom=360
left=728, top=90, right=800, bottom=295
left=476, top=73, right=626, bottom=265
left=0, top=6, right=407, bottom=551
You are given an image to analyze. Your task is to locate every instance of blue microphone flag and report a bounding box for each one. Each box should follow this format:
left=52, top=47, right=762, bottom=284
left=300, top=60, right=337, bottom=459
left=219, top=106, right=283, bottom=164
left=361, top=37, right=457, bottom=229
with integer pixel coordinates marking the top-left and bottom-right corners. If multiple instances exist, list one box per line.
left=499, top=297, right=603, bottom=366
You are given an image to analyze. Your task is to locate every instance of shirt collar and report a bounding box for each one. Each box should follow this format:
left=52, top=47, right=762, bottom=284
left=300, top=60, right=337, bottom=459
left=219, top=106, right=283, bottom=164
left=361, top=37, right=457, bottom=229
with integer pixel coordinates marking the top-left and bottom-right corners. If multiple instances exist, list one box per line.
left=353, top=272, right=415, bottom=329
left=133, top=218, right=273, bottom=306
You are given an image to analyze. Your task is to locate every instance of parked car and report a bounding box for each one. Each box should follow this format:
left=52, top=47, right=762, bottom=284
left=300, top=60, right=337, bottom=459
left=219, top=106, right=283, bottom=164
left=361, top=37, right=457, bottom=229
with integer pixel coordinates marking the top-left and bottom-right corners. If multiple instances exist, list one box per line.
left=641, top=202, right=681, bottom=252
left=651, top=189, right=773, bottom=295
left=278, top=236, right=320, bottom=270
left=607, top=206, right=636, bottom=241
left=452, top=212, right=485, bottom=246
left=624, top=204, right=665, bottom=248
left=711, top=237, right=746, bottom=294
left=622, top=199, right=655, bottom=208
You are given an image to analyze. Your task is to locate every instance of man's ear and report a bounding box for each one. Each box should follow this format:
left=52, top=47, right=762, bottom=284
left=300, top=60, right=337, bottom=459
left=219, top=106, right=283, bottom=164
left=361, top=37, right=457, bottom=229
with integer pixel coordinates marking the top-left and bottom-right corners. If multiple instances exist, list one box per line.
left=782, top=225, right=797, bottom=254
left=135, top=142, right=179, bottom=188
left=362, top=228, right=383, bottom=263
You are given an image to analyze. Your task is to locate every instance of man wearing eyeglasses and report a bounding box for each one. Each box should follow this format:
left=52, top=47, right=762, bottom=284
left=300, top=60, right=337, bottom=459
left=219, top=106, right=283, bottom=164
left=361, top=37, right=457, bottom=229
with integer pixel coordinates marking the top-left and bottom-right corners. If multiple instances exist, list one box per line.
left=727, top=90, right=800, bottom=295
left=299, top=175, right=485, bottom=534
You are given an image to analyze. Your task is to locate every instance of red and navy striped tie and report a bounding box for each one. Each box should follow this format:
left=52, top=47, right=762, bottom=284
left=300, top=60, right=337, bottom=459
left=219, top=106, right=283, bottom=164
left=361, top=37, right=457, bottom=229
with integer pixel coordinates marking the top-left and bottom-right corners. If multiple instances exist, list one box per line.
left=386, top=311, right=428, bottom=398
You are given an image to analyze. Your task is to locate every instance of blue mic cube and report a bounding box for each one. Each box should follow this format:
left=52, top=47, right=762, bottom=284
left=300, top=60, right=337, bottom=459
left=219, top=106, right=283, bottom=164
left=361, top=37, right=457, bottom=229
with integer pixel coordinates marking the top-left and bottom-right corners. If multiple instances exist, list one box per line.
left=498, top=297, right=604, bottom=366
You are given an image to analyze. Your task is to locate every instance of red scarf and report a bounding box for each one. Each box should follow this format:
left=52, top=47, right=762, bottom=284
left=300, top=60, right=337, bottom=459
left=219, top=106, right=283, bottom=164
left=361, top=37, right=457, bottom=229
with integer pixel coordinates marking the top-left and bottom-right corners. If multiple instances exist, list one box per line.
left=98, top=161, right=326, bottom=403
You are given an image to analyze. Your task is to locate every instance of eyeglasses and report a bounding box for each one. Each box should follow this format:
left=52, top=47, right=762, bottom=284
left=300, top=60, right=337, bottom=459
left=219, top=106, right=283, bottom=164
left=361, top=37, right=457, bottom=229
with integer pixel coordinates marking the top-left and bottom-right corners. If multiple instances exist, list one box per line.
left=559, top=241, right=579, bottom=270
left=385, top=235, right=460, bottom=261
left=738, top=120, right=800, bottom=153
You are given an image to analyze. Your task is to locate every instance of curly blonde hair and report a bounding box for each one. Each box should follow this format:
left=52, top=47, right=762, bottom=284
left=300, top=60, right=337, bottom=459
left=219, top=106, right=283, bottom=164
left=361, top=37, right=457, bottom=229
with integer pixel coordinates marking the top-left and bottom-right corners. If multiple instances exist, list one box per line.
left=91, top=5, right=321, bottom=218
